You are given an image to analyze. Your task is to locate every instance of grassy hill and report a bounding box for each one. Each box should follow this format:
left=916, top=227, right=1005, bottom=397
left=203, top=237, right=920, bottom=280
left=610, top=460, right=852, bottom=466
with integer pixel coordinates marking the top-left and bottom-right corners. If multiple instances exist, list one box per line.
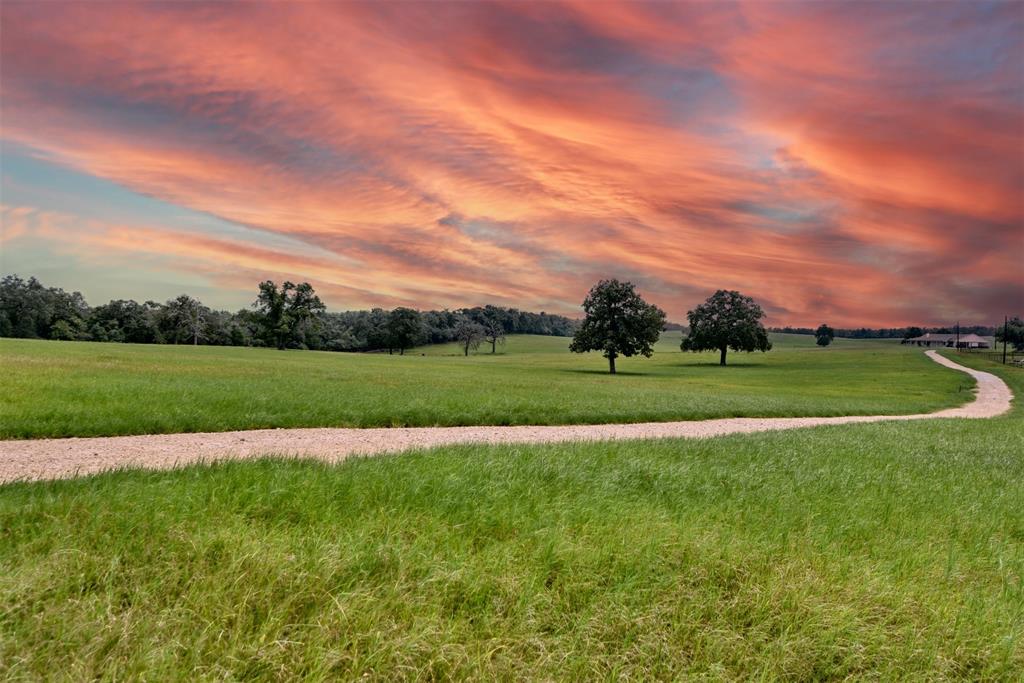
left=1, top=333, right=961, bottom=438
left=1, top=353, right=1020, bottom=679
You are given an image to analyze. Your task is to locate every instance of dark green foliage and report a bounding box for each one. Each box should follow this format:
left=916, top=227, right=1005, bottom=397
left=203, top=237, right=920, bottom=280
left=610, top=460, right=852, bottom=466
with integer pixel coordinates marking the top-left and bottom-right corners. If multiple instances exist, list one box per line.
left=570, top=279, right=666, bottom=374
left=0, top=275, right=576, bottom=351
left=254, top=281, right=326, bottom=350
left=159, top=294, right=209, bottom=345
left=771, top=325, right=998, bottom=340
left=364, top=307, right=391, bottom=352
left=420, top=308, right=463, bottom=345
left=48, top=319, right=81, bottom=341
left=0, top=275, right=89, bottom=339
left=995, top=316, right=1024, bottom=351
left=88, top=300, right=162, bottom=344
left=815, top=323, right=835, bottom=347
left=274, top=304, right=574, bottom=353
left=386, top=307, right=424, bottom=355
left=681, top=290, right=772, bottom=365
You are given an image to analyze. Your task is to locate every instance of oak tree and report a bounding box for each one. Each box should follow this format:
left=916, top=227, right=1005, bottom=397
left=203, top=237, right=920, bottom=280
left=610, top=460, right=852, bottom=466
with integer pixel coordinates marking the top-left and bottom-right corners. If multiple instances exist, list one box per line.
left=681, top=290, right=771, bottom=366
left=254, top=281, right=325, bottom=350
left=569, top=279, right=666, bottom=374
left=815, top=323, right=835, bottom=347
left=386, top=307, right=424, bottom=355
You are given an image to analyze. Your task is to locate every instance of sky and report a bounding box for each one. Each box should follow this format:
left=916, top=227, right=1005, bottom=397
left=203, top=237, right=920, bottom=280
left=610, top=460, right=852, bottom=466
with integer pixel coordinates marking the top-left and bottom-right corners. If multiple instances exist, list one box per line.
left=1, top=1, right=1022, bottom=327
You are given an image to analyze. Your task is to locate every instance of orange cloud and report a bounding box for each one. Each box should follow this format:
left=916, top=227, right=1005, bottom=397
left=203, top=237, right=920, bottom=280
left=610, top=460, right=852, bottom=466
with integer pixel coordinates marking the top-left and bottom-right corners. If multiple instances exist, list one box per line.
left=1, top=1, right=1020, bottom=326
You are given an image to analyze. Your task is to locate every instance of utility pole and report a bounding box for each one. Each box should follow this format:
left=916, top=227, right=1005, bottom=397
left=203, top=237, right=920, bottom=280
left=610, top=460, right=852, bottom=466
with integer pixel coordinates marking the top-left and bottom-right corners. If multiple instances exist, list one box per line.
left=1003, top=315, right=1008, bottom=365
left=956, top=321, right=960, bottom=352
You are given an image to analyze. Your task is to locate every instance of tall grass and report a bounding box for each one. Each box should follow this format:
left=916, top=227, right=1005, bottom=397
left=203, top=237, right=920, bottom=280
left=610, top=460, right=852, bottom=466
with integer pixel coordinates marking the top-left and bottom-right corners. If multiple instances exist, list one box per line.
left=1, top=334, right=966, bottom=438
left=1, top=357, right=1020, bottom=679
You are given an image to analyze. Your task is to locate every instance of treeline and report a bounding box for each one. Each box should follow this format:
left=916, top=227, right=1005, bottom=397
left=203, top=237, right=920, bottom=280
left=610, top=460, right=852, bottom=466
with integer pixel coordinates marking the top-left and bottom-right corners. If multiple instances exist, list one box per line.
left=769, top=325, right=997, bottom=339
left=0, top=275, right=577, bottom=352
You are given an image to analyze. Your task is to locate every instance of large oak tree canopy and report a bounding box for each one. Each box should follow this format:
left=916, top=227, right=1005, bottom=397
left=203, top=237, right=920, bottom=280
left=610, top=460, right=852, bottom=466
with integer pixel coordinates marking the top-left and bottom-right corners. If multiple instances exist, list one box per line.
left=681, top=289, right=771, bottom=366
left=569, top=279, right=666, bottom=374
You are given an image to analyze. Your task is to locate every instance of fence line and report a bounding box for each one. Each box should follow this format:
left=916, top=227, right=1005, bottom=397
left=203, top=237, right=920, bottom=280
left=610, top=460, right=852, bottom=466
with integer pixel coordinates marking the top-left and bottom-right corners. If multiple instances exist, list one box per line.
left=961, top=349, right=1023, bottom=366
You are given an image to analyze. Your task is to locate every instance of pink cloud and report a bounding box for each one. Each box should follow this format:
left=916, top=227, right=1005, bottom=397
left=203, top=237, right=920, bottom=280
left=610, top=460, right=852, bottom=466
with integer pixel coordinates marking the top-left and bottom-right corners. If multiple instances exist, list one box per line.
left=1, top=1, right=1020, bottom=326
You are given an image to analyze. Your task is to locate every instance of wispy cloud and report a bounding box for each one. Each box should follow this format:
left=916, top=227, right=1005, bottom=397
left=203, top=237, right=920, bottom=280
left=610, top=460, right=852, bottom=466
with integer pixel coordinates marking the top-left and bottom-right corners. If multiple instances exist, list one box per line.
left=1, top=1, right=1020, bottom=324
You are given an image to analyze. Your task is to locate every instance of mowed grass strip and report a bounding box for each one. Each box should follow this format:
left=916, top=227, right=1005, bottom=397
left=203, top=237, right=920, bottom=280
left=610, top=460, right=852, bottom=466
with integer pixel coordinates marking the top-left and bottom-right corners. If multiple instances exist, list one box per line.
left=0, top=333, right=968, bottom=438
left=0, top=356, right=1020, bottom=680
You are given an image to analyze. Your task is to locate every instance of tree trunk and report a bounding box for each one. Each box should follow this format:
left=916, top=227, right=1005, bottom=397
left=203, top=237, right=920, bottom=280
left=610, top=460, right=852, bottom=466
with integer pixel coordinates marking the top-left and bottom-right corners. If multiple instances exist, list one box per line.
left=491, top=339, right=496, bottom=353
left=400, top=348, right=404, bottom=355
left=719, top=346, right=727, bottom=366
left=608, top=354, right=616, bottom=374
left=464, top=344, right=469, bottom=356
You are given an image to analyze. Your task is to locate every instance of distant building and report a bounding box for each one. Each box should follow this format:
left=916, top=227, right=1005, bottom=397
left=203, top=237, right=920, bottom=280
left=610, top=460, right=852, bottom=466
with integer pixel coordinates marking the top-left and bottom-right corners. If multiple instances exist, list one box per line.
left=954, top=334, right=992, bottom=349
left=902, top=333, right=990, bottom=349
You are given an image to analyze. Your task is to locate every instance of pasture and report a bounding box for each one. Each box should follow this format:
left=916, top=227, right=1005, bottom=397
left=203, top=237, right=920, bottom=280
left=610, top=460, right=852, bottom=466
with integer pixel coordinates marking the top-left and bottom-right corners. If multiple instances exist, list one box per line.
left=1, top=333, right=968, bottom=438
left=0, top=354, right=1020, bottom=679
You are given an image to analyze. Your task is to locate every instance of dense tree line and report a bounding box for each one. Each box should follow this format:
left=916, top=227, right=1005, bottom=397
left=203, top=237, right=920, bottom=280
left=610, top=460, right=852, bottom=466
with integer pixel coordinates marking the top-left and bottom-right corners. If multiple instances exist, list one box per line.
left=769, top=325, right=998, bottom=339
left=6, top=273, right=1011, bottom=361
left=0, top=275, right=577, bottom=351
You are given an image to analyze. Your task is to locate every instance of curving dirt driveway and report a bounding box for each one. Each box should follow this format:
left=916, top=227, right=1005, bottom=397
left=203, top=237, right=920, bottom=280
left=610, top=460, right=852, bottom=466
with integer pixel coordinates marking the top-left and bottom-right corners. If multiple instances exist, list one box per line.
left=0, top=351, right=1012, bottom=484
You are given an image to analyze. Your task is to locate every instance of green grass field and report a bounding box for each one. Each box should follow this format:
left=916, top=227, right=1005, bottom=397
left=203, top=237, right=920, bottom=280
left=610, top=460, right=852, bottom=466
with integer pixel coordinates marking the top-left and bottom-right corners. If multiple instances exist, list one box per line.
left=0, top=353, right=1020, bottom=679
left=0, top=333, right=969, bottom=438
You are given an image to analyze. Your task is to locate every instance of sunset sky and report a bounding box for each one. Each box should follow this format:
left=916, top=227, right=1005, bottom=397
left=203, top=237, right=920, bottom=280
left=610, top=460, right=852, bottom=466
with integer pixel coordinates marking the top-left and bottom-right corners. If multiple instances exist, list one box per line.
left=1, top=1, right=1021, bottom=327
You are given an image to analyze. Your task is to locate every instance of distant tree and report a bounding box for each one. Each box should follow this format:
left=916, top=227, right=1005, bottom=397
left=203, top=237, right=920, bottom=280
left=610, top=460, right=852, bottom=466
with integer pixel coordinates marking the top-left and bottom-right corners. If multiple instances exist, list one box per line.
left=286, top=282, right=325, bottom=349
left=0, top=275, right=89, bottom=339
left=995, top=316, right=1024, bottom=351
left=454, top=317, right=485, bottom=356
left=88, top=299, right=160, bottom=344
left=254, top=281, right=325, bottom=350
left=255, top=281, right=288, bottom=349
left=681, top=290, right=771, bottom=366
left=569, top=279, right=666, bottom=374
left=481, top=307, right=507, bottom=353
left=163, top=294, right=209, bottom=345
left=421, top=309, right=459, bottom=344
left=815, top=323, right=835, bottom=347
left=87, top=320, right=116, bottom=342
left=229, top=309, right=262, bottom=347
left=365, top=308, right=391, bottom=352
left=386, top=307, right=424, bottom=355
left=903, top=326, right=924, bottom=340
left=323, top=328, right=360, bottom=352
left=49, top=319, right=79, bottom=341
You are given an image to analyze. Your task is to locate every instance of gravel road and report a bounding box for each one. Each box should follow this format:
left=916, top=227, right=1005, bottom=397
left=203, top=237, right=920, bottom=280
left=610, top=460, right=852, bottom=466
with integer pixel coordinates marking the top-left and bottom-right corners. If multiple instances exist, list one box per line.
left=0, top=351, right=1012, bottom=483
